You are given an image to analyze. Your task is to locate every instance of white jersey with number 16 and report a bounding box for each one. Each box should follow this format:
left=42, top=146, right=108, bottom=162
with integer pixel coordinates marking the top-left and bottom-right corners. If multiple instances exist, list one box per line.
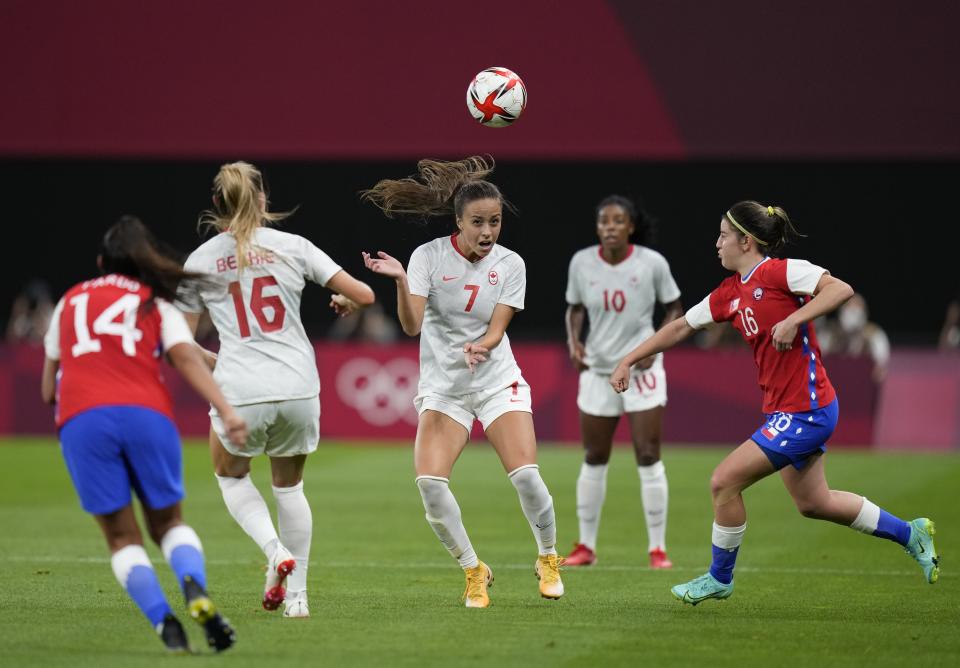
left=408, top=235, right=525, bottom=400
left=177, top=227, right=342, bottom=406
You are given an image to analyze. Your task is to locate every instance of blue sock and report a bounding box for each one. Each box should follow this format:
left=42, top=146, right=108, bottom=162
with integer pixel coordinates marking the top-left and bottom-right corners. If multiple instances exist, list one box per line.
left=169, top=544, right=207, bottom=590
left=875, top=509, right=911, bottom=546
left=162, top=525, right=208, bottom=591
left=709, top=544, right=739, bottom=584
left=126, top=565, right=173, bottom=627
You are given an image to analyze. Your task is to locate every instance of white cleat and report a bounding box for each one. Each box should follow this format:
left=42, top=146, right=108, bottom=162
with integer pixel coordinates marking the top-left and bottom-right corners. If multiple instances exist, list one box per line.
left=263, top=544, right=297, bottom=611
left=283, top=591, right=310, bottom=618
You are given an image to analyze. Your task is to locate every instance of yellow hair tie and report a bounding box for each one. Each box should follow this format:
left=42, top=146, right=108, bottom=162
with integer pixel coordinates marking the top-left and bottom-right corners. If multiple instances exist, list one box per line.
left=767, top=206, right=775, bottom=216
left=726, top=210, right=769, bottom=246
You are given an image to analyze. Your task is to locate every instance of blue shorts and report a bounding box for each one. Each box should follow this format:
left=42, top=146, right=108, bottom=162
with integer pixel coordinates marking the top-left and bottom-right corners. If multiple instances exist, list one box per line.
left=750, top=398, right=839, bottom=471
left=59, top=406, right=184, bottom=515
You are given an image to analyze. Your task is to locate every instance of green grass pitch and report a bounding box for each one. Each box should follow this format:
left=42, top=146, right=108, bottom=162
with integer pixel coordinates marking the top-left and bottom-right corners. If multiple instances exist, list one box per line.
left=0, top=438, right=957, bottom=667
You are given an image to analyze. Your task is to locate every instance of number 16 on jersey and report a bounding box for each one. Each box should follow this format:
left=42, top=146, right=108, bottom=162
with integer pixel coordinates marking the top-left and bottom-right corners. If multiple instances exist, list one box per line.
left=228, top=277, right=286, bottom=337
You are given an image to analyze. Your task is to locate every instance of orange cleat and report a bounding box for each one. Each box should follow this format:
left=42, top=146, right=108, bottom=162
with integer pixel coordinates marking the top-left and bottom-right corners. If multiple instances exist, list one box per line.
left=649, top=547, right=673, bottom=569
left=564, top=542, right=597, bottom=566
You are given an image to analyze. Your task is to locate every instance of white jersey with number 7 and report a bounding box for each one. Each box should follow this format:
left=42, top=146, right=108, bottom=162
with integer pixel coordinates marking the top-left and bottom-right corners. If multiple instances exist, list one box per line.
left=177, top=227, right=342, bottom=405
left=408, top=235, right=526, bottom=400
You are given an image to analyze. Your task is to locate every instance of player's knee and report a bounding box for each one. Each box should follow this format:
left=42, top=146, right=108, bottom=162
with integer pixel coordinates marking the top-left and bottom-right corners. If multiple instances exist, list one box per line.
left=508, top=465, right=550, bottom=505
left=584, top=449, right=611, bottom=466
left=636, top=451, right=660, bottom=467
left=416, top=476, right=450, bottom=514
left=709, top=470, right=734, bottom=500
left=795, top=497, right=825, bottom=519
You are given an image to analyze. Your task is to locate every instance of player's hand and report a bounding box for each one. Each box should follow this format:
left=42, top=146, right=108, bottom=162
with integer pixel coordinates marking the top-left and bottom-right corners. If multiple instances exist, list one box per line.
left=463, top=342, right=488, bottom=373
left=221, top=409, right=248, bottom=448
left=609, top=363, right=630, bottom=393
left=771, top=317, right=799, bottom=352
left=568, top=340, right=588, bottom=371
left=329, top=294, right=362, bottom=317
left=362, top=251, right=405, bottom=280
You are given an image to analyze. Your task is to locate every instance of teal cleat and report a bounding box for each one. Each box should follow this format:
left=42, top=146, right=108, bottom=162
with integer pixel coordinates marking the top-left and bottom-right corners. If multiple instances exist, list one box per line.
left=905, top=518, right=940, bottom=584
left=671, top=572, right=734, bottom=606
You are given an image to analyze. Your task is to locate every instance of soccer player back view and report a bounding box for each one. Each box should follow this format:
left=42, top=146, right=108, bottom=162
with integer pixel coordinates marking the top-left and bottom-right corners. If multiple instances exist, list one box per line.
left=610, top=201, right=940, bottom=605
left=361, top=156, right=564, bottom=608
left=178, top=162, right=375, bottom=618
left=42, top=216, right=245, bottom=653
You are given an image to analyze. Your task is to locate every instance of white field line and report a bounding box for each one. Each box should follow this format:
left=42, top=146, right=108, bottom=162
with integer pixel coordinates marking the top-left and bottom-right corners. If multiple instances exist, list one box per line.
left=7, top=555, right=946, bottom=578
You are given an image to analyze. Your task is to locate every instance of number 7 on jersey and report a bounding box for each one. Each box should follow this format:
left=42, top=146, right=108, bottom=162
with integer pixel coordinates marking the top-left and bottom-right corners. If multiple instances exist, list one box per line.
left=463, top=284, right=480, bottom=312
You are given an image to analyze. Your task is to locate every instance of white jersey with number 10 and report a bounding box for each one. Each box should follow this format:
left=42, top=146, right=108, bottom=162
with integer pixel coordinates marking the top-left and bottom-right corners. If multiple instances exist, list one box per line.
left=407, top=235, right=526, bottom=400
left=566, top=245, right=681, bottom=375
left=177, top=227, right=342, bottom=406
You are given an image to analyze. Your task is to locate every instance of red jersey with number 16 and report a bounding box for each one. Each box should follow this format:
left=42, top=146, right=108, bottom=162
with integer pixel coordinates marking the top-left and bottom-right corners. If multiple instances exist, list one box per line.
left=43, top=274, right=195, bottom=427
left=685, top=257, right=836, bottom=414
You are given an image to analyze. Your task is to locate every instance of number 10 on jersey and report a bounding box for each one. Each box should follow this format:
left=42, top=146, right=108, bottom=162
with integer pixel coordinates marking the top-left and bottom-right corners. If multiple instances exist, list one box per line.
left=228, top=277, right=286, bottom=337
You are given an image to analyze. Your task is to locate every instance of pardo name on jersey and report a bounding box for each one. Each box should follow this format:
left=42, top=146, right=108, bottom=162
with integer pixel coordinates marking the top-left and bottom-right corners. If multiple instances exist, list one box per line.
left=80, top=274, right=141, bottom=292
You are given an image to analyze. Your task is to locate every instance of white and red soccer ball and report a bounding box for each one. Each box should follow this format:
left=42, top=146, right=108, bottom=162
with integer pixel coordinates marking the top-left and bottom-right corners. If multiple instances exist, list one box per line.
left=466, top=67, right=527, bottom=128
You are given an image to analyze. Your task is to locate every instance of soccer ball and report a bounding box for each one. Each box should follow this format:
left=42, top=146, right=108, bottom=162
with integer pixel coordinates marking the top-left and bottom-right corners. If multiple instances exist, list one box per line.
left=466, top=67, right=527, bottom=128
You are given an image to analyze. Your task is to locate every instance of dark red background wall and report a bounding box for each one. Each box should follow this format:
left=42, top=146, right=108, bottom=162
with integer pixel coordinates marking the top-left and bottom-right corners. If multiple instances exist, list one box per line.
left=3, top=1, right=958, bottom=159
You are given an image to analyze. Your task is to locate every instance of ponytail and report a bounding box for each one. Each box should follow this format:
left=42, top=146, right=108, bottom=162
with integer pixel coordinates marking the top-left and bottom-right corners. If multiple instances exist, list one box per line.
left=361, top=156, right=513, bottom=220
left=726, top=200, right=805, bottom=256
left=199, top=161, right=292, bottom=269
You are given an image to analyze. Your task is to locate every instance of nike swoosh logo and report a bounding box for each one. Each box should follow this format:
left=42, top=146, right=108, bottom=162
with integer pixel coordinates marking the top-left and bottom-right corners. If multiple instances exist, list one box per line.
left=510, top=399, right=524, bottom=403
left=442, top=275, right=458, bottom=282
left=917, top=541, right=925, bottom=554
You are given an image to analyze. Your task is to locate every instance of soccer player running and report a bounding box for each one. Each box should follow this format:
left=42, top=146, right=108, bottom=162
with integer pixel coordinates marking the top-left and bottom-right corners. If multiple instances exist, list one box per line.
left=41, top=216, right=245, bottom=653
left=610, top=201, right=939, bottom=605
left=361, top=157, right=564, bottom=608
left=177, top=162, right=375, bottom=618
left=564, top=195, right=683, bottom=569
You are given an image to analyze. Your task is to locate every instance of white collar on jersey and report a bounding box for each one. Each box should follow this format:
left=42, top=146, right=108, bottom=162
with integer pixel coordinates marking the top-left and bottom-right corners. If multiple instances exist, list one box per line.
left=740, top=256, right=770, bottom=284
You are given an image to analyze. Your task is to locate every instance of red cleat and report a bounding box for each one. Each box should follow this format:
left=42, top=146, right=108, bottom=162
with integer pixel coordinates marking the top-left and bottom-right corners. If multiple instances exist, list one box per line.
left=564, top=542, right=597, bottom=566
left=649, top=547, right=673, bottom=569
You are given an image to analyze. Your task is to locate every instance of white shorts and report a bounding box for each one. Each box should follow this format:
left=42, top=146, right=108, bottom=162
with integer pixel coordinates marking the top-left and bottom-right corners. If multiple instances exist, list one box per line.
left=577, top=366, right=667, bottom=417
left=414, top=377, right=532, bottom=433
left=210, top=396, right=320, bottom=458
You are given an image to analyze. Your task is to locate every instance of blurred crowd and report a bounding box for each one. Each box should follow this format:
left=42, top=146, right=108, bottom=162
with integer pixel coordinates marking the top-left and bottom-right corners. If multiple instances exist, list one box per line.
left=6, top=281, right=958, bottom=372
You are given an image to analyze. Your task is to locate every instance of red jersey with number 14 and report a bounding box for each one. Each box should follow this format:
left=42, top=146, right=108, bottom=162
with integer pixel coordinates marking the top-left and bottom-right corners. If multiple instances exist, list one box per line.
left=693, top=257, right=836, bottom=414
left=44, top=274, right=194, bottom=427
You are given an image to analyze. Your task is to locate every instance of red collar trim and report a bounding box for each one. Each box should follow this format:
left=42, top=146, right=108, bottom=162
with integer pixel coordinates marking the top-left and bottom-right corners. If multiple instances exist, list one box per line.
left=598, top=244, right=634, bottom=266
left=450, top=234, right=479, bottom=263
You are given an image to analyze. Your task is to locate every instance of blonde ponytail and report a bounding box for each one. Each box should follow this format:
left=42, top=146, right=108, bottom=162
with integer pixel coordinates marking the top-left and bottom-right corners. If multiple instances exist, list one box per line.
left=199, top=161, right=292, bottom=269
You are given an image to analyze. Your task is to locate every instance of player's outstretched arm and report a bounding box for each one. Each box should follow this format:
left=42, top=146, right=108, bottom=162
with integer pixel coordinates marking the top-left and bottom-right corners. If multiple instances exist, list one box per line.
left=362, top=251, right=426, bottom=336
left=327, top=270, right=375, bottom=317
left=609, top=316, right=695, bottom=393
left=167, top=342, right=248, bottom=447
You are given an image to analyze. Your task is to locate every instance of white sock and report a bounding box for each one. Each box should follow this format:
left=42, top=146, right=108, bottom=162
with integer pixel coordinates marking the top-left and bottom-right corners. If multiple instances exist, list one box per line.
left=850, top=497, right=880, bottom=534
left=576, top=462, right=608, bottom=550
left=273, top=481, right=313, bottom=596
left=638, top=461, right=668, bottom=552
left=509, top=464, right=557, bottom=556
left=110, top=544, right=153, bottom=587
left=712, top=522, right=747, bottom=549
left=216, top=474, right=279, bottom=558
left=416, top=476, right=478, bottom=569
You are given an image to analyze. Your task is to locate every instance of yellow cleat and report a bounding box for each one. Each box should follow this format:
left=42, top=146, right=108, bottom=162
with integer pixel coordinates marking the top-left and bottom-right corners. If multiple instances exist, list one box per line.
left=462, top=561, right=494, bottom=608
left=535, top=554, right=565, bottom=600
